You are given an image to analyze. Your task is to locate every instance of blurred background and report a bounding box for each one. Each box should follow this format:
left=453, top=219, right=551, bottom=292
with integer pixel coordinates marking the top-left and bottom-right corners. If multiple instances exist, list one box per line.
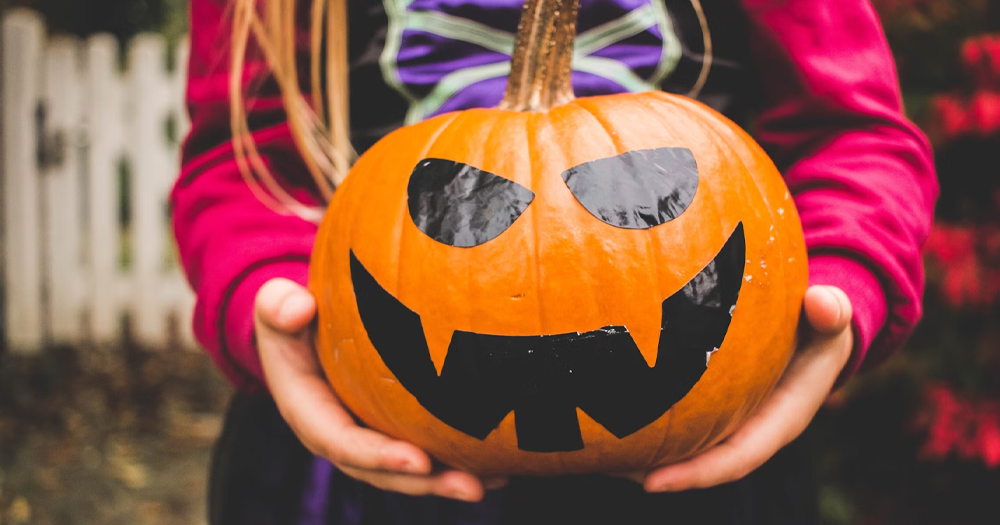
left=1, top=0, right=1000, bottom=524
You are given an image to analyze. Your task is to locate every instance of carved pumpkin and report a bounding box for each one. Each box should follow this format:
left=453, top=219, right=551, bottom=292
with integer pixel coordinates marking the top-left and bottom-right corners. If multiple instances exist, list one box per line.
left=309, top=0, right=807, bottom=475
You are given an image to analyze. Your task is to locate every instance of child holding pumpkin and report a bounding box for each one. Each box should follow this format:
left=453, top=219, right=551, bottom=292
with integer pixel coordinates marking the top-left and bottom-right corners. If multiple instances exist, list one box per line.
left=174, top=0, right=937, bottom=522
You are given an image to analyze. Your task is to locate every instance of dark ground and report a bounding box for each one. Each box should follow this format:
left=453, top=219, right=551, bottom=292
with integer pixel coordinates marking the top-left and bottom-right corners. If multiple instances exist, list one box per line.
left=0, top=345, right=232, bottom=525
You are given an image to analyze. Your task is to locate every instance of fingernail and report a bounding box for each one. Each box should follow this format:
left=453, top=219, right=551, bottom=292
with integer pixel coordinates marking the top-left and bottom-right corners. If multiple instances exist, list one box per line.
left=826, top=287, right=844, bottom=325
left=644, top=472, right=677, bottom=493
left=444, top=480, right=477, bottom=501
left=401, top=458, right=421, bottom=473
left=279, top=293, right=310, bottom=325
left=451, top=489, right=474, bottom=501
left=645, top=481, right=670, bottom=493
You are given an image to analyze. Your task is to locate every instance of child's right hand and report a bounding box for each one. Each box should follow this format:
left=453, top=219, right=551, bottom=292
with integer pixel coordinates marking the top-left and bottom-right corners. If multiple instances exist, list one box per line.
left=254, top=278, right=504, bottom=502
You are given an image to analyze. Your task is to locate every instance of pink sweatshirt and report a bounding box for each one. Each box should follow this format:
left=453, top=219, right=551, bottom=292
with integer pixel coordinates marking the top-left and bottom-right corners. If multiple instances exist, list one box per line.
left=173, top=0, right=937, bottom=392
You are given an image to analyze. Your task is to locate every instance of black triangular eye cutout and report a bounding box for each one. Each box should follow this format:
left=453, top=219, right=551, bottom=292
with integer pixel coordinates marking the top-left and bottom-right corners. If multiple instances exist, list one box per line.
left=561, top=147, right=699, bottom=229
left=408, top=158, right=535, bottom=248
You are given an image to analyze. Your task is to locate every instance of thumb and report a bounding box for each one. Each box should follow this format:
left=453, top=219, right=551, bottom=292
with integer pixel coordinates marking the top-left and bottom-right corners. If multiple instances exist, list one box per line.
left=803, top=285, right=852, bottom=336
left=255, top=278, right=317, bottom=334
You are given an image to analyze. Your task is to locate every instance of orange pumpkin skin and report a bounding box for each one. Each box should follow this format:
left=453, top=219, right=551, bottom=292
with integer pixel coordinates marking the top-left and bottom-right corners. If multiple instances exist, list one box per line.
left=309, top=91, right=808, bottom=476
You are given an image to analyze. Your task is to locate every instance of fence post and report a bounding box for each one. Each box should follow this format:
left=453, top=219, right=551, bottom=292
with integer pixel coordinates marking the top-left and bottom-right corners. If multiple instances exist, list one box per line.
left=127, top=34, right=173, bottom=348
left=173, top=39, right=190, bottom=138
left=2, top=9, right=46, bottom=352
left=84, top=34, right=126, bottom=345
left=43, top=36, right=85, bottom=345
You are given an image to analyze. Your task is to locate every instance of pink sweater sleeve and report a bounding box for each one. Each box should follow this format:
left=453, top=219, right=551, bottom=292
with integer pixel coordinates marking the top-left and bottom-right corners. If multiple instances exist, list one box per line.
left=741, top=0, right=938, bottom=378
left=172, top=0, right=318, bottom=391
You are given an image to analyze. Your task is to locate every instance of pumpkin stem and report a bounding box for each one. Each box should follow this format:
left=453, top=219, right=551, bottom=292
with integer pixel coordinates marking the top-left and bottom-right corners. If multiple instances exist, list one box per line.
left=499, top=0, right=579, bottom=111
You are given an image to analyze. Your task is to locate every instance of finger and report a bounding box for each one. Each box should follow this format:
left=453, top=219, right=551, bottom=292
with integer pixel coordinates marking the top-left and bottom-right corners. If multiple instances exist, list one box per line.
left=802, top=285, right=852, bottom=335
left=337, top=465, right=486, bottom=502
left=644, top=327, right=852, bottom=492
left=255, top=278, right=317, bottom=334
left=264, top=351, right=434, bottom=474
left=257, top=316, right=433, bottom=475
left=255, top=288, right=323, bottom=378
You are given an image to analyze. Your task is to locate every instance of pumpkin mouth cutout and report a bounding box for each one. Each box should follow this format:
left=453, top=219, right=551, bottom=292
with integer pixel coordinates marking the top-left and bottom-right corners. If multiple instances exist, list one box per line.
left=349, top=223, right=746, bottom=453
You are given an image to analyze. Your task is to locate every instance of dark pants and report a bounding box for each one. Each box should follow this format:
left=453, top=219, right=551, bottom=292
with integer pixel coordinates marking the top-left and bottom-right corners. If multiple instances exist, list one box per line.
left=209, top=394, right=818, bottom=525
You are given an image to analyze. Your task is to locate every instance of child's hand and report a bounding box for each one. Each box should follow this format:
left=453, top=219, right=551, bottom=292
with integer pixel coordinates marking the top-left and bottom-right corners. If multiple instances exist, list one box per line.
left=254, top=278, right=504, bottom=502
left=628, top=285, right=854, bottom=492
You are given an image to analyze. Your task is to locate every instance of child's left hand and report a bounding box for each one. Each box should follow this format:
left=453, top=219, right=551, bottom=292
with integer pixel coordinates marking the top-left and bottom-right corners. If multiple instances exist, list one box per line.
left=625, top=285, right=854, bottom=492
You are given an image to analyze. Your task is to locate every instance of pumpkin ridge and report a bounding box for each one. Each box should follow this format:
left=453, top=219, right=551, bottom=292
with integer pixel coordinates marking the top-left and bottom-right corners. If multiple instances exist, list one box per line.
left=637, top=216, right=664, bottom=369
left=522, top=111, right=548, bottom=336
left=667, top=94, right=806, bottom=312
left=655, top=90, right=801, bottom=428
left=372, top=113, right=465, bottom=442
left=340, top=147, right=378, bottom=415
left=475, top=110, right=527, bottom=334
left=612, top=98, right=681, bottom=371
left=466, top=111, right=501, bottom=336
left=568, top=98, right=629, bottom=153
left=588, top=95, right=716, bottom=307
left=362, top=145, right=405, bottom=439
left=625, top=93, right=749, bottom=464
left=661, top=92, right=793, bottom=321
left=649, top=92, right=779, bottom=233
left=637, top=93, right=744, bottom=263
left=649, top=405, right=676, bottom=469
left=395, top=110, right=474, bottom=330
left=536, top=108, right=608, bottom=333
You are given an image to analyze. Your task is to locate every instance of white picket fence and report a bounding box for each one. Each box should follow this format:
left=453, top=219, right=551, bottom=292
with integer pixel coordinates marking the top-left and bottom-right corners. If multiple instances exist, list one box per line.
left=2, top=9, right=198, bottom=353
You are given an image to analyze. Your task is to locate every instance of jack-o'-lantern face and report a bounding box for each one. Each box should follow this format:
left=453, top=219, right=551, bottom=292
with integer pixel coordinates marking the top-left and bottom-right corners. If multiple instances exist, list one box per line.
left=351, top=147, right=744, bottom=454
left=310, top=93, right=808, bottom=476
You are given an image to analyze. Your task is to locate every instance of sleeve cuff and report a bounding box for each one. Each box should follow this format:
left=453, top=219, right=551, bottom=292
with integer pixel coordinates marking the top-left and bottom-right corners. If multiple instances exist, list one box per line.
left=808, top=254, right=888, bottom=383
left=221, top=259, right=311, bottom=392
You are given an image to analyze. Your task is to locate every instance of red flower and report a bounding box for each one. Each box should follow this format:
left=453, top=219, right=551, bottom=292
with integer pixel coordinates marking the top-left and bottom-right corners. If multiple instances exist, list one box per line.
left=924, top=225, right=1000, bottom=308
left=918, top=384, right=971, bottom=460
left=962, top=34, right=1000, bottom=90
left=930, top=95, right=969, bottom=140
left=916, top=385, right=1000, bottom=469
left=929, top=34, right=1000, bottom=142
left=924, top=225, right=974, bottom=265
left=973, top=406, right=1000, bottom=468
left=941, top=255, right=985, bottom=307
left=969, top=91, right=1000, bottom=136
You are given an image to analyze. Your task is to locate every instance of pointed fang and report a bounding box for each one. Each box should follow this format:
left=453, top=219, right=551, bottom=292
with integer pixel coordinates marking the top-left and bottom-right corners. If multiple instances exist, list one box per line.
left=625, top=313, right=663, bottom=368
left=422, top=323, right=455, bottom=376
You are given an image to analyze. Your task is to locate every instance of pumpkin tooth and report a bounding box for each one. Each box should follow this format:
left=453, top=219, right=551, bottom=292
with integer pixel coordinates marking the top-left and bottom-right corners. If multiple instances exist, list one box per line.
left=625, top=312, right=662, bottom=368
left=422, top=322, right=456, bottom=376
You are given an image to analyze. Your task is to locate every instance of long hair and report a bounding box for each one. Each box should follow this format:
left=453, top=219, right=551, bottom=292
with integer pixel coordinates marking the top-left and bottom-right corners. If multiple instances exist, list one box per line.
left=229, top=0, right=352, bottom=222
